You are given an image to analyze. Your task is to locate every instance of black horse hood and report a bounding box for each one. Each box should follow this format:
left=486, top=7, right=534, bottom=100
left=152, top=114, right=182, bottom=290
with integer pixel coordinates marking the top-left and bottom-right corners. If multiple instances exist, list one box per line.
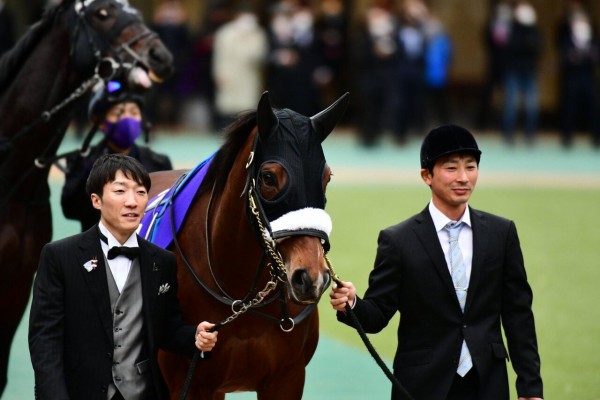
left=255, top=92, right=349, bottom=223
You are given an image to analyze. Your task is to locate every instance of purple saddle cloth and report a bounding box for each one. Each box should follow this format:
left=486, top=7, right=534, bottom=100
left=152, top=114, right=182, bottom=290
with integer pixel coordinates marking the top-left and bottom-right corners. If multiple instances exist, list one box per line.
left=139, top=153, right=215, bottom=249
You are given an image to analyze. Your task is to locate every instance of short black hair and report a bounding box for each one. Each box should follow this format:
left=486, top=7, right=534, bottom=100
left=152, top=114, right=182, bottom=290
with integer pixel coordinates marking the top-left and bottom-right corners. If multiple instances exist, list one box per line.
left=86, top=154, right=151, bottom=197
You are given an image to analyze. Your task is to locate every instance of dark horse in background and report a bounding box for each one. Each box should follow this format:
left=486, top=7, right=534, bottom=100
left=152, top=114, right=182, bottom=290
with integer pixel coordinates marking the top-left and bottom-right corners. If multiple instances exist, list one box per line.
left=146, top=91, right=349, bottom=399
left=0, top=0, right=173, bottom=395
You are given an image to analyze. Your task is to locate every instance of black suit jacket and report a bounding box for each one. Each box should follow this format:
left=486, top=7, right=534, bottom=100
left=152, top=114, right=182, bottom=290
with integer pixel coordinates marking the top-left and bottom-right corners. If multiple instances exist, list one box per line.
left=338, top=206, right=543, bottom=400
left=29, top=226, right=196, bottom=400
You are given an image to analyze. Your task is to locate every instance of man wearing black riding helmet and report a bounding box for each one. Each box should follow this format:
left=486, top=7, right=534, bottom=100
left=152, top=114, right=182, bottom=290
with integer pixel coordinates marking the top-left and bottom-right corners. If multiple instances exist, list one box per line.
left=61, top=81, right=172, bottom=232
left=330, top=125, right=543, bottom=400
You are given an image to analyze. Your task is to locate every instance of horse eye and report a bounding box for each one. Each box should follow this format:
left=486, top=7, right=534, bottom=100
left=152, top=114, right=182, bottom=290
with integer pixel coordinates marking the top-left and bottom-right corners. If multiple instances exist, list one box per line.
left=260, top=171, right=278, bottom=187
left=96, top=8, right=109, bottom=19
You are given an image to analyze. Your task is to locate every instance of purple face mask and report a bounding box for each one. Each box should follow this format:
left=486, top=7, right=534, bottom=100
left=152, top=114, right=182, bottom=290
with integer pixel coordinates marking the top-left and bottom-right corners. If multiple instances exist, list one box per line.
left=102, top=117, right=143, bottom=149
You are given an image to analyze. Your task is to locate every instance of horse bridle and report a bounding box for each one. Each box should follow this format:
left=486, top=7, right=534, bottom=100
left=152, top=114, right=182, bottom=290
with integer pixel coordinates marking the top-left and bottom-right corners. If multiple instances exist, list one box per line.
left=0, top=0, right=157, bottom=207
left=166, top=129, right=338, bottom=335
left=168, top=173, right=314, bottom=334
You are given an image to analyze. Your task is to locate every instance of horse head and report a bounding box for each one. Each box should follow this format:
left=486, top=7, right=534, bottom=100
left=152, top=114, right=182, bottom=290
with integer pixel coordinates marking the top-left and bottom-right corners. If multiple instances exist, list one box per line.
left=252, top=92, right=349, bottom=304
left=67, top=0, right=173, bottom=84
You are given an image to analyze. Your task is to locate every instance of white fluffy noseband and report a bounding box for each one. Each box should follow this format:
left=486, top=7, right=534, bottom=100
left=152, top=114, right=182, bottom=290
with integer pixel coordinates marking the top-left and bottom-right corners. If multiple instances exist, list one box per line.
left=268, top=207, right=332, bottom=240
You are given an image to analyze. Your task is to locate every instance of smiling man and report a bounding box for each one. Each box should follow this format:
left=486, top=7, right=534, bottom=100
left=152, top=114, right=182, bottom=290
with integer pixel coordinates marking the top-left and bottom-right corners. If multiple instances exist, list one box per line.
left=330, top=125, right=543, bottom=400
left=30, top=154, right=217, bottom=400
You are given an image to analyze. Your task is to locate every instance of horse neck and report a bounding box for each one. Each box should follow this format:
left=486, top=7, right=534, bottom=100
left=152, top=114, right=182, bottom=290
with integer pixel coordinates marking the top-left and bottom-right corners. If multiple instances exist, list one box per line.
left=209, top=132, right=266, bottom=287
left=0, top=16, right=83, bottom=195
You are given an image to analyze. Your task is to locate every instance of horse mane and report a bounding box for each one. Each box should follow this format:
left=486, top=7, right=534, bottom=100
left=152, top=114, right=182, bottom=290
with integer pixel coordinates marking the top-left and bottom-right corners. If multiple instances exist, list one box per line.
left=199, top=111, right=258, bottom=195
left=0, top=1, right=72, bottom=94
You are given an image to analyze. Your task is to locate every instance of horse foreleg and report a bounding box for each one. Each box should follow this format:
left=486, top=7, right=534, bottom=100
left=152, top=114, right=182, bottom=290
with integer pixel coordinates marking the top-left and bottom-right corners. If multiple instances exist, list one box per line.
left=256, top=366, right=306, bottom=400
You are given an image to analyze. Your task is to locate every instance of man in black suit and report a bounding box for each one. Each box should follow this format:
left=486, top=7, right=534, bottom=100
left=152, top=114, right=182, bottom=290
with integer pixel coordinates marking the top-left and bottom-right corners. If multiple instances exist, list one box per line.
left=30, top=154, right=218, bottom=400
left=330, top=125, right=543, bottom=400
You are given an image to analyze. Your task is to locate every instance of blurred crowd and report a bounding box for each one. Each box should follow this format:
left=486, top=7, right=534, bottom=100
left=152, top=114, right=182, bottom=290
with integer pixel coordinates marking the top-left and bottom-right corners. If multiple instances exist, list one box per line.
left=1, top=0, right=600, bottom=149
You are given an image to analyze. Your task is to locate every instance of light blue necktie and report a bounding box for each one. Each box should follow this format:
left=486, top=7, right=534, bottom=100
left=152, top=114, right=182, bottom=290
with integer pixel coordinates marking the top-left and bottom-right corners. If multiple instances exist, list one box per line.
left=445, top=221, right=473, bottom=377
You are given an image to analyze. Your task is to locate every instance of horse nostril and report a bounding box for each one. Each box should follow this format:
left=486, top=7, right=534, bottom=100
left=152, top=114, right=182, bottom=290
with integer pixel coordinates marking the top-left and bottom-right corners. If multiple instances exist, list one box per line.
left=291, top=269, right=312, bottom=293
left=150, top=46, right=172, bottom=63
left=148, top=47, right=174, bottom=76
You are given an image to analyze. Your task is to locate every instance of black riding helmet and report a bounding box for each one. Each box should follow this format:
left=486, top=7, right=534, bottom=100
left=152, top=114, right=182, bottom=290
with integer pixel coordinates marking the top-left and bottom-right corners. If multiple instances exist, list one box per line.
left=88, top=80, right=145, bottom=123
left=420, top=124, right=482, bottom=169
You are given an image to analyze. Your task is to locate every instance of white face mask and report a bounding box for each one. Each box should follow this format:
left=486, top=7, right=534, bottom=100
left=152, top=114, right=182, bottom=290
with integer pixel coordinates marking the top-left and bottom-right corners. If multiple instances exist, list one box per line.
left=572, top=19, right=592, bottom=46
left=514, top=4, right=537, bottom=26
left=235, top=13, right=258, bottom=32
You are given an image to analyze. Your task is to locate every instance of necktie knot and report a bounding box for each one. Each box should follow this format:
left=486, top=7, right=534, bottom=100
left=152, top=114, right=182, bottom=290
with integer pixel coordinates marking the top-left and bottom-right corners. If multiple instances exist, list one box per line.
left=107, top=246, right=140, bottom=260
left=444, top=221, right=464, bottom=241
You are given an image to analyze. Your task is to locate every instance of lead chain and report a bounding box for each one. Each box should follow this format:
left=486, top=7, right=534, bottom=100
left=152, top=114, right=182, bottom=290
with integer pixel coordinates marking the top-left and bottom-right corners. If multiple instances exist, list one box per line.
left=218, top=280, right=278, bottom=327
left=248, top=184, right=287, bottom=279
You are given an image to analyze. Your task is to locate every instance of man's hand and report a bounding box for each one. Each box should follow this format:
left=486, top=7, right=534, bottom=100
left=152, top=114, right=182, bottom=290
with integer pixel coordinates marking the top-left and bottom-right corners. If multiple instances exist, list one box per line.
left=329, top=280, right=357, bottom=312
left=195, top=321, right=218, bottom=352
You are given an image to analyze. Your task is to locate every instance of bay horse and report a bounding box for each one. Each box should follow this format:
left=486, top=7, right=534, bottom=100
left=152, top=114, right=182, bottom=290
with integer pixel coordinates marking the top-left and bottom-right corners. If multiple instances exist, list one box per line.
left=0, top=0, right=173, bottom=395
left=146, top=91, right=349, bottom=399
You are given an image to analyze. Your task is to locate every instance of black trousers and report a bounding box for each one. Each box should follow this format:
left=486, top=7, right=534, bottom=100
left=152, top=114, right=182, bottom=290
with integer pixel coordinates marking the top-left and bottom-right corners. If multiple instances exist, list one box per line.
left=447, top=369, right=479, bottom=400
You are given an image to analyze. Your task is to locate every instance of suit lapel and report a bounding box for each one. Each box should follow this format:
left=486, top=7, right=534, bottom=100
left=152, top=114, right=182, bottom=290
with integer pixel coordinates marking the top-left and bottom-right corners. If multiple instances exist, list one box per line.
left=464, top=207, right=489, bottom=314
left=138, top=237, right=158, bottom=346
left=413, top=208, right=459, bottom=303
left=78, top=227, right=114, bottom=344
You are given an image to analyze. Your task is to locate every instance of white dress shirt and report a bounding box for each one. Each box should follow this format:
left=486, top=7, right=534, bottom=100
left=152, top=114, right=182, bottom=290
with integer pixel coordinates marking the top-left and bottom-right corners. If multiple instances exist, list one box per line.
left=99, top=222, right=139, bottom=293
left=428, top=201, right=474, bottom=282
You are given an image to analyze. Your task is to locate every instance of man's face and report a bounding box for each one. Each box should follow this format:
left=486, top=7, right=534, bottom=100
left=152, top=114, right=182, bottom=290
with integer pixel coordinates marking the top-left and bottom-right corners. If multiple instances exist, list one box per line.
left=421, top=153, right=479, bottom=215
left=91, top=170, right=148, bottom=243
left=104, top=101, right=142, bottom=124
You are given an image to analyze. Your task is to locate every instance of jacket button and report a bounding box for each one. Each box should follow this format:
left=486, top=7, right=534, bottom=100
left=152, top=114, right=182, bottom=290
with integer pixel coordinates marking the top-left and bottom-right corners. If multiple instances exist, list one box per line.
left=463, top=324, right=467, bottom=329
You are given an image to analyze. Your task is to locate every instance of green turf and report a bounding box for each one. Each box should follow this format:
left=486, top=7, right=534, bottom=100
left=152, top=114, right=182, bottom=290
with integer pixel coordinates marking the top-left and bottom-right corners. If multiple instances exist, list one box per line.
left=319, top=184, right=600, bottom=399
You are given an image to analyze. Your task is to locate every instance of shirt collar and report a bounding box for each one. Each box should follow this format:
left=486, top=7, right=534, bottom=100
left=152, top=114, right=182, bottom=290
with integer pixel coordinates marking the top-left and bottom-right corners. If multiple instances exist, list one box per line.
left=428, top=201, right=472, bottom=232
left=98, top=221, right=139, bottom=248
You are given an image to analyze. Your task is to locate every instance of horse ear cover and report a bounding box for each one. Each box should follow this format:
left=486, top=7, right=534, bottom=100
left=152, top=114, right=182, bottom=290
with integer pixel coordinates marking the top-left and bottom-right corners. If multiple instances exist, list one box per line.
left=310, top=92, right=350, bottom=142
left=420, top=124, right=481, bottom=169
left=257, top=91, right=278, bottom=142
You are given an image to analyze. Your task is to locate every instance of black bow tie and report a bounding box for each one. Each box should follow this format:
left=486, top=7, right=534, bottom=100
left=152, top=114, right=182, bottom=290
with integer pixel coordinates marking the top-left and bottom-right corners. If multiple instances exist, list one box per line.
left=107, top=246, right=140, bottom=260
left=99, top=229, right=140, bottom=260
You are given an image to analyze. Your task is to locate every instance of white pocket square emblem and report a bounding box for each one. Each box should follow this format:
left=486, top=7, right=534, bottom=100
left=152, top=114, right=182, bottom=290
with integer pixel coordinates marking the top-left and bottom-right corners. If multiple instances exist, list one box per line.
left=83, top=257, right=98, bottom=272
left=158, top=283, right=170, bottom=295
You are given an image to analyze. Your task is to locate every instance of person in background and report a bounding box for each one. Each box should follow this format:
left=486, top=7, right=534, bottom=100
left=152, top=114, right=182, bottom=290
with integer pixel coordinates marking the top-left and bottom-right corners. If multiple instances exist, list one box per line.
left=557, top=7, right=600, bottom=148
left=354, top=1, right=400, bottom=147
left=212, top=4, right=267, bottom=128
left=330, top=125, right=543, bottom=400
left=501, top=1, right=542, bottom=146
left=61, top=83, right=172, bottom=232
left=394, top=0, right=428, bottom=145
left=147, top=0, right=191, bottom=126
left=477, top=1, right=512, bottom=130
left=30, top=154, right=217, bottom=400
left=266, top=1, right=323, bottom=116
left=423, top=12, right=453, bottom=126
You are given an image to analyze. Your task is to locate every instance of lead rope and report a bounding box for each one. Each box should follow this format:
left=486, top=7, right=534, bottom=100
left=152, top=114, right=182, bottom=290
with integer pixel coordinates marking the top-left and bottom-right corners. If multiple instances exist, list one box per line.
left=326, top=258, right=415, bottom=400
